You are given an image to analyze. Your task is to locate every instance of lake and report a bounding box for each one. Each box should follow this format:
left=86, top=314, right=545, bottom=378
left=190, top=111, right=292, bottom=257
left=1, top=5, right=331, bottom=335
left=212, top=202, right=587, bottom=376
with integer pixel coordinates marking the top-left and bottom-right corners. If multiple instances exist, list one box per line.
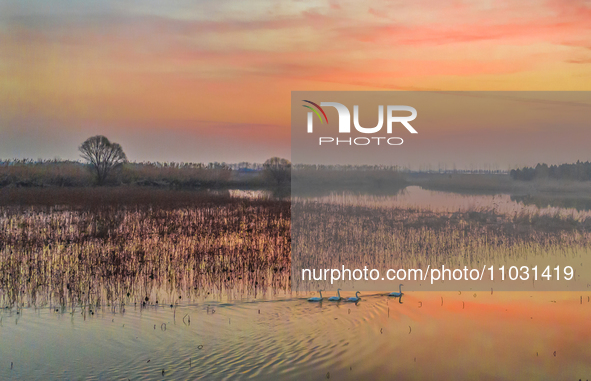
left=1, top=291, right=590, bottom=380
left=308, top=185, right=591, bottom=217
left=1, top=186, right=591, bottom=379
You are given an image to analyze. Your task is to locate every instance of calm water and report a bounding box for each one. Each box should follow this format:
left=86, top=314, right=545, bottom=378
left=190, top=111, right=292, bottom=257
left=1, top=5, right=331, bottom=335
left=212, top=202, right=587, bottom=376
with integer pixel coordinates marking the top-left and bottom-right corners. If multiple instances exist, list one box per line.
left=2, top=187, right=591, bottom=379
left=311, top=186, right=591, bottom=217
left=1, top=292, right=590, bottom=380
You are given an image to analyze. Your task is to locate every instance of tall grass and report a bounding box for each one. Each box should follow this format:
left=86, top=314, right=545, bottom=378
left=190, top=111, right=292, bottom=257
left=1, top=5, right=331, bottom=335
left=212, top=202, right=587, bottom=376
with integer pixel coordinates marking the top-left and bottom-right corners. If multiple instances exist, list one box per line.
left=0, top=194, right=290, bottom=310
left=292, top=200, right=591, bottom=287
left=0, top=160, right=91, bottom=187
left=4, top=184, right=591, bottom=309
left=0, top=160, right=263, bottom=188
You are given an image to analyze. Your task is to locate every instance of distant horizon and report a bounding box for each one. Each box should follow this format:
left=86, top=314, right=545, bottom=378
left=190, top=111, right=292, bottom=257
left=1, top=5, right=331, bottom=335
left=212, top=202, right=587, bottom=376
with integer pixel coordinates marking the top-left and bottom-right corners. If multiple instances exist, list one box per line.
left=2, top=1, right=591, bottom=165
left=4, top=156, right=591, bottom=172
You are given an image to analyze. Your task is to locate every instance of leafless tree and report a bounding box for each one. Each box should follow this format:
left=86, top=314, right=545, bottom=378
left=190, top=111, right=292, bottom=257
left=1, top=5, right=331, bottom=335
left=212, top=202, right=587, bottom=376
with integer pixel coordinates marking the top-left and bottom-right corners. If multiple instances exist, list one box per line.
left=79, top=135, right=127, bottom=185
left=263, top=157, right=291, bottom=186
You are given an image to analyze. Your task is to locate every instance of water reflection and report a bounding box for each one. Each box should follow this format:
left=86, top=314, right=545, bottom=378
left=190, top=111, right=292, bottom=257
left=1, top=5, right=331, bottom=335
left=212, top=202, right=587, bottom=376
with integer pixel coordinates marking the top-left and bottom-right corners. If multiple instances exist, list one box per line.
left=306, top=186, right=591, bottom=217
left=292, top=186, right=591, bottom=292
left=2, top=186, right=591, bottom=379
left=1, top=291, right=589, bottom=380
left=512, top=194, right=591, bottom=212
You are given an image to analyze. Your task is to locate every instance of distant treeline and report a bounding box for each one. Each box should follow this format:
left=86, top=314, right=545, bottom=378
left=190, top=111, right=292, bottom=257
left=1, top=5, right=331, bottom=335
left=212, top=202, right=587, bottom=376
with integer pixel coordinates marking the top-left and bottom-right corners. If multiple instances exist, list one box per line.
left=0, top=158, right=414, bottom=192
left=0, top=159, right=264, bottom=188
left=0, top=159, right=262, bottom=171
left=510, top=161, right=591, bottom=181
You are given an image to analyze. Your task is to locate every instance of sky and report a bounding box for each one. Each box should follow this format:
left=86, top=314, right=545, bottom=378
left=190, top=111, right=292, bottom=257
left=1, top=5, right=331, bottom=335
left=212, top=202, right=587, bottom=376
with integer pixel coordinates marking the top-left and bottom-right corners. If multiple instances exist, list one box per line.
left=291, top=91, right=591, bottom=169
left=1, top=0, right=591, bottom=165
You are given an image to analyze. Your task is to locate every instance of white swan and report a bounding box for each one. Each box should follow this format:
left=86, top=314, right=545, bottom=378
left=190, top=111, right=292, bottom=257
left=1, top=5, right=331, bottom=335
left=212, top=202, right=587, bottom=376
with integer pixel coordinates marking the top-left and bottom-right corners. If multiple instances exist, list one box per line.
left=347, top=291, right=361, bottom=302
left=308, top=290, right=323, bottom=302
left=389, top=284, right=404, bottom=297
left=328, top=289, right=342, bottom=301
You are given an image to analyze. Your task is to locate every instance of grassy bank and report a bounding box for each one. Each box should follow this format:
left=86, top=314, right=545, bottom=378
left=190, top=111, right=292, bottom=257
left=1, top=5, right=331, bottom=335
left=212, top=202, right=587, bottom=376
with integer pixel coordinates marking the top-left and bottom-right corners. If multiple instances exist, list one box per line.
left=0, top=186, right=253, bottom=208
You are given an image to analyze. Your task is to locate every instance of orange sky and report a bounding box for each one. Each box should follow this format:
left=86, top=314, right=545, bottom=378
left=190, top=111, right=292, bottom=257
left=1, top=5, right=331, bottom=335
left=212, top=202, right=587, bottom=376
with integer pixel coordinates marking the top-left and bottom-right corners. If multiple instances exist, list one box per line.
left=1, top=0, right=591, bottom=163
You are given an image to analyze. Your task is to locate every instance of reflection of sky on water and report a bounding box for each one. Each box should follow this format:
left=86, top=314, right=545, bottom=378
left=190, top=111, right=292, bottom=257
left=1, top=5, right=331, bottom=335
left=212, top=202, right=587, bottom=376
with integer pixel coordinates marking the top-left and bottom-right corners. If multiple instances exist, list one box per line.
left=2, top=188, right=590, bottom=378
left=0, top=292, right=589, bottom=380
left=309, top=186, right=591, bottom=219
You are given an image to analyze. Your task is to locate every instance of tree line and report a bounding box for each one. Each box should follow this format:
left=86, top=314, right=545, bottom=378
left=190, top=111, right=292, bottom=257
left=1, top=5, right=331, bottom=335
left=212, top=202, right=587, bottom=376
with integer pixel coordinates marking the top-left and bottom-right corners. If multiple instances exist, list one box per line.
left=510, top=161, right=591, bottom=181
left=0, top=135, right=292, bottom=188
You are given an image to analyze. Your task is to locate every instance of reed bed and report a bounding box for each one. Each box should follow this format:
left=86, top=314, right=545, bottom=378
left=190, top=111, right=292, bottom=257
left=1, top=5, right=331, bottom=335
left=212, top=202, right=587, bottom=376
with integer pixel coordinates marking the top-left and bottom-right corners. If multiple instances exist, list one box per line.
left=292, top=200, right=591, bottom=284
left=0, top=196, right=290, bottom=310
left=4, top=187, right=591, bottom=310
left=0, top=186, right=242, bottom=208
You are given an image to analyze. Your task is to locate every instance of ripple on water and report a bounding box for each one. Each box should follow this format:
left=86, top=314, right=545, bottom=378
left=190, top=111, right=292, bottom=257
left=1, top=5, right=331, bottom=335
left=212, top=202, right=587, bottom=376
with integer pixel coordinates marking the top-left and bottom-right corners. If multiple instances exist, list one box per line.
left=1, top=293, right=591, bottom=380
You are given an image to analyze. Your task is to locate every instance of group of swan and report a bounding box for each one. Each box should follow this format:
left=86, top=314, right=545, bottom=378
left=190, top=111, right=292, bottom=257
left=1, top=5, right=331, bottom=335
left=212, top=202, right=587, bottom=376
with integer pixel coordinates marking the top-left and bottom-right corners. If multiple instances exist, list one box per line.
left=308, top=289, right=360, bottom=302
left=308, top=285, right=403, bottom=302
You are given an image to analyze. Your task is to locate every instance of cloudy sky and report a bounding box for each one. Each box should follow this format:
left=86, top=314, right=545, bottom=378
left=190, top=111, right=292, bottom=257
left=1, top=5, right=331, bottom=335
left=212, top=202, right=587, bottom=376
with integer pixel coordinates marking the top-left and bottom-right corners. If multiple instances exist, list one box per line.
left=1, top=0, right=590, bottom=165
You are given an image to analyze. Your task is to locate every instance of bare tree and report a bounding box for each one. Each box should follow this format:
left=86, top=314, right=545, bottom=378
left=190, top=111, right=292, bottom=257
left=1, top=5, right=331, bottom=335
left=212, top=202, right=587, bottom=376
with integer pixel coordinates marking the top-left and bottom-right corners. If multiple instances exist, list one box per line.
left=263, top=157, right=291, bottom=186
left=79, top=135, right=127, bottom=185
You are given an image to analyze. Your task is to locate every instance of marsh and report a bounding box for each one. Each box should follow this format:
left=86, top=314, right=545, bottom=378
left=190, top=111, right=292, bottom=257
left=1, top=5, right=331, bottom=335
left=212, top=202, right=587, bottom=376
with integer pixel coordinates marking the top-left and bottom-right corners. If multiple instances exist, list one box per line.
left=1, top=185, right=591, bottom=379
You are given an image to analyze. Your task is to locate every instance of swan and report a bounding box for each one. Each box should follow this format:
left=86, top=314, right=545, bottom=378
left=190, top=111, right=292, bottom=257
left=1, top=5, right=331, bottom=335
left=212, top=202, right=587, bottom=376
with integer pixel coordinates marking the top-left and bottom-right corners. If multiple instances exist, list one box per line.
left=389, top=284, right=404, bottom=297
left=347, top=291, right=361, bottom=302
left=328, top=289, right=342, bottom=301
left=308, top=290, right=323, bottom=302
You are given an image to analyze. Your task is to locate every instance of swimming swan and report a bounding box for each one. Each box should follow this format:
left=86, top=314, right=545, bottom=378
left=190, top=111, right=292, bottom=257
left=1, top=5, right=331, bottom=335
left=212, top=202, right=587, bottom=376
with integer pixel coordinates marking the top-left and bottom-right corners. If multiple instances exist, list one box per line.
left=389, top=284, right=404, bottom=297
left=308, top=290, right=323, bottom=302
left=328, top=289, right=342, bottom=301
left=347, top=291, right=361, bottom=302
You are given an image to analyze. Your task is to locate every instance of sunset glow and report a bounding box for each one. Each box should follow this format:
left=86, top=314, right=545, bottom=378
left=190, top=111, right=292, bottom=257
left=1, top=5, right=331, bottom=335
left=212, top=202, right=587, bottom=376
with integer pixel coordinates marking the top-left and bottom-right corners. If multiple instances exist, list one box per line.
left=1, top=0, right=591, bottom=162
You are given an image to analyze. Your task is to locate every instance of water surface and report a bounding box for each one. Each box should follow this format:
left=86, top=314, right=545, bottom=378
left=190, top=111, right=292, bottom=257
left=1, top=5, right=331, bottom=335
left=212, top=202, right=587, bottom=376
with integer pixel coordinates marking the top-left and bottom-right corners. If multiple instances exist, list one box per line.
left=1, top=292, right=590, bottom=380
left=2, top=187, right=591, bottom=379
left=310, top=186, right=591, bottom=218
